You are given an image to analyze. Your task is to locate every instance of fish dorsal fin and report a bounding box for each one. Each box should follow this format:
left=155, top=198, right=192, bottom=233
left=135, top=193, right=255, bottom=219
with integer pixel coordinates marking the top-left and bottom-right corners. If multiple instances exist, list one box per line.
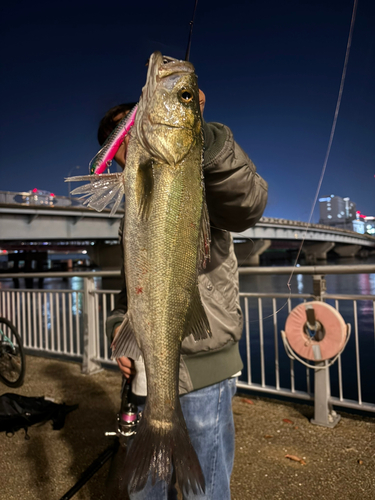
left=111, top=313, right=142, bottom=360
left=183, top=285, right=212, bottom=341
left=199, top=199, right=211, bottom=270
left=136, top=160, right=154, bottom=221
left=65, top=173, right=125, bottom=216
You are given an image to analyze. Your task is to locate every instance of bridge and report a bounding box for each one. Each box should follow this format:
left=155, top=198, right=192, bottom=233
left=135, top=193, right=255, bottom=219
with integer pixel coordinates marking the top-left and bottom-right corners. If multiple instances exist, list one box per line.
left=1, top=194, right=375, bottom=266
left=235, top=216, right=375, bottom=264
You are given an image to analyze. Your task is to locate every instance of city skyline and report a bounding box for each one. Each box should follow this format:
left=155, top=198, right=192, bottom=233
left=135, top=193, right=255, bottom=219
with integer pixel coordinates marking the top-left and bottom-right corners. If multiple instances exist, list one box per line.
left=1, top=0, right=374, bottom=223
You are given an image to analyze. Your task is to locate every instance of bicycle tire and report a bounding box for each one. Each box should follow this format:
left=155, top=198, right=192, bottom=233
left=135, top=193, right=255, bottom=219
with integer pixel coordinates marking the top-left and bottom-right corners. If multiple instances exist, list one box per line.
left=0, top=317, right=25, bottom=387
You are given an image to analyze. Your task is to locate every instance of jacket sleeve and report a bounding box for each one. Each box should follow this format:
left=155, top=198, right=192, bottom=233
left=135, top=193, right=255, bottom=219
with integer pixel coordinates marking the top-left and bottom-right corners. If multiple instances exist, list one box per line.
left=203, top=121, right=268, bottom=232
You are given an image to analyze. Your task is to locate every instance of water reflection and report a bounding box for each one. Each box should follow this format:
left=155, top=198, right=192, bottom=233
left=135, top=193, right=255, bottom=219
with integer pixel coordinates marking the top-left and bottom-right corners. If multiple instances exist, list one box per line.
left=358, top=272, right=375, bottom=295
left=296, top=274, right=304, bottom=294
left=71, top=276, right=83, bottom=291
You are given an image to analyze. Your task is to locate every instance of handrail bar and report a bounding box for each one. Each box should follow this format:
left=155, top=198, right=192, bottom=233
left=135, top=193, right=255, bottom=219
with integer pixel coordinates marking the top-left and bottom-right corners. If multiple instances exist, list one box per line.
left=240, top=293, right=313, bottom=299
left=1, top=264, right=375, bottom=280
left=238, top=265, right=375, bottom=274
left=2, top=288, right=372, bottom=302
left=239, top=292, right=375, bottom=300
left=324, top=293, right=375, bottom=301
left=0, top=271, right=122, bottom=279
left=0, top=288, right=84, bottom=294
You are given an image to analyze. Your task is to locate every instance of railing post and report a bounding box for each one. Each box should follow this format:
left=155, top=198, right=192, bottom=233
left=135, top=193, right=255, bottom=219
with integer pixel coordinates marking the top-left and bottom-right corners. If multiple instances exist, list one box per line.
left=82, top=277, right=102, bottom=374
left=312, top=274, right=326, bottom=300
left=311, top=273, right=340, bottom=427
left=311, top=360, right=341, bottom=428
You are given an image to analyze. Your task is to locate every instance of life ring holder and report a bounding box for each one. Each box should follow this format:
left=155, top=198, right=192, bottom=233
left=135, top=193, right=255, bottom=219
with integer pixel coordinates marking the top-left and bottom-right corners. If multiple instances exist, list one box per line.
left=281, top=301, right=351, bottom=370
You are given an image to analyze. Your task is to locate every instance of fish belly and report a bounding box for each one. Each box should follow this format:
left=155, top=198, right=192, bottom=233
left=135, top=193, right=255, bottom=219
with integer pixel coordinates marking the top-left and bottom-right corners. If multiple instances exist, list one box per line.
left=122, top=142, right=205, bottom=493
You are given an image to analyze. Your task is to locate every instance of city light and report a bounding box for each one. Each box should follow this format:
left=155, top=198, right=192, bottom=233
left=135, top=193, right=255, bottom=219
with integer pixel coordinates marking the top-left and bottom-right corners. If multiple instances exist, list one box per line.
left=319, top=196, right=375, bottom=235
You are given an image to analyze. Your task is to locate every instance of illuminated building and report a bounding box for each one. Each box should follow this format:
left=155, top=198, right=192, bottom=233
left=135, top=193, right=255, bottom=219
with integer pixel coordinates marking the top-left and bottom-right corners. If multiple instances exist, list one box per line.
left=319, top=195, right=356, bottom=226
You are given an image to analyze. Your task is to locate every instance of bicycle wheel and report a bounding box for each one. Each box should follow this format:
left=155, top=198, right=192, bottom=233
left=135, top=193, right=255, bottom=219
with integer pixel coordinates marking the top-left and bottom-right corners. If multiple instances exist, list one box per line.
left=0, top=318, right=25, bottom=387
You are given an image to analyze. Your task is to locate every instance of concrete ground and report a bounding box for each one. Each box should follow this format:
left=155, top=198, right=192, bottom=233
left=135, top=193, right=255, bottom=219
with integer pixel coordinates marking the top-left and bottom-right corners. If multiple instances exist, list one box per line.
left=0, top=356, right=374, bottom=500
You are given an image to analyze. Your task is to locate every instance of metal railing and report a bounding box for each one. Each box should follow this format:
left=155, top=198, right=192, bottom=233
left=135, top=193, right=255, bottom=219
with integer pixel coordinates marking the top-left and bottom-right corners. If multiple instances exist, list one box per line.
left=0, top=265, right=374, bottom=413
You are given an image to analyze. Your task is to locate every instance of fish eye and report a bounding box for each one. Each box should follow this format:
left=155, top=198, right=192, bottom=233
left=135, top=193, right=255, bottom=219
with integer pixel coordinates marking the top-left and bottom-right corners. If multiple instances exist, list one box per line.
left=179, top=89, right=194, bottom=103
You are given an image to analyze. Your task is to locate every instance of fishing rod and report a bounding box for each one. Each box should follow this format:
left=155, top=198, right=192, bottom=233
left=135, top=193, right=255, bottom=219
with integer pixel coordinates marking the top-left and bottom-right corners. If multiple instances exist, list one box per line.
left=59, top=378, right=140, bottom=500
left=185, top=0, right=199, bottom=61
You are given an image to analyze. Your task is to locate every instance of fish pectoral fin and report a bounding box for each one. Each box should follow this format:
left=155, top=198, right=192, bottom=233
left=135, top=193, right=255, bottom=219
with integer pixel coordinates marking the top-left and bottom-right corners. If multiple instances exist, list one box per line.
left=184, top=286, right=212, bottom=341
left=136, top=159, right=154, bottom=221
left=111, top=313, right=142, bottom=360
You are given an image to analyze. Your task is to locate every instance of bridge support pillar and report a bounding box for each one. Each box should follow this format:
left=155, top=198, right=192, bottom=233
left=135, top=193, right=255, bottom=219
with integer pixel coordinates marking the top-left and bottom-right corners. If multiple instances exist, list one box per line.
left=303, top=242, right=335, bottom=263
left=334, top=244, right=362, bottom=258
left=87, top=242, right=122, bottom=268
left=87, top=242, right=123, bottom=290
left=234, top=239, right=271, bottom=266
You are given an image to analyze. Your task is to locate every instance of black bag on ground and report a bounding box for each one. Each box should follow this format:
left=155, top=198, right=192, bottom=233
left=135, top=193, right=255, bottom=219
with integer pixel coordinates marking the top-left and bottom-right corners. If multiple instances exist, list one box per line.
left=0, top=393, right=78, bottom=437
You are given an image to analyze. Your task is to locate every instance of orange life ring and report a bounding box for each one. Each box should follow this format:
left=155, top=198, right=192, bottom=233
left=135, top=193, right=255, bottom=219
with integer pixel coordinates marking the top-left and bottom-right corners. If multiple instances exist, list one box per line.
left=284, top=301, right=347, bottom=361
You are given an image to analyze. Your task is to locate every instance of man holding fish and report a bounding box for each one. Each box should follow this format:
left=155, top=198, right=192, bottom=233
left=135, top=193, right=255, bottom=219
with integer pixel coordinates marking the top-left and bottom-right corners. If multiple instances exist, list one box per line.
left=96, top=53, right=268, bottom=498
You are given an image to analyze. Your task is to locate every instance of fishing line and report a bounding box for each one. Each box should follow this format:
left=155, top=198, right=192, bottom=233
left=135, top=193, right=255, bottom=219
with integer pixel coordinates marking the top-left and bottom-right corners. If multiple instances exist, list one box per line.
left=269, top=0, right=358, bottom=323
left=286, top=0, right=358, bottom=292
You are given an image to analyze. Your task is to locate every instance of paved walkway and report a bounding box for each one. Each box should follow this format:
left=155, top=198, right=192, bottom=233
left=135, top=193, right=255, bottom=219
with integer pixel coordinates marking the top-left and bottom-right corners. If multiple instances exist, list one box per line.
left=1, top=356, right=374, bottom=499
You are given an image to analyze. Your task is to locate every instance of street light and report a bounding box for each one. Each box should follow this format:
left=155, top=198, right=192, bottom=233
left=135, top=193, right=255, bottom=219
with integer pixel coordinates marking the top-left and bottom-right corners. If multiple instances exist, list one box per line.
left=67, top=165, right=81, bottom=199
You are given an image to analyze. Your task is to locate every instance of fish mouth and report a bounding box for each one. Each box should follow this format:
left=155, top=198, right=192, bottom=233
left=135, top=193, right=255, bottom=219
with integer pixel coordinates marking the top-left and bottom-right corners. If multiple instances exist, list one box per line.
left=148, top=121, right=194, bottom=132
left=141, top=52, right=195, bottom=108
left=161, top=55, right=177, bottom=64
left=150, top=52, right=195, bottom=80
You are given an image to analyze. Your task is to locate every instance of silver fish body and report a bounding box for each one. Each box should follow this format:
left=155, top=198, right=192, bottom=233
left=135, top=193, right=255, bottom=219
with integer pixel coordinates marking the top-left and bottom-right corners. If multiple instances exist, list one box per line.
left=112, top=52, right=211, bottom=494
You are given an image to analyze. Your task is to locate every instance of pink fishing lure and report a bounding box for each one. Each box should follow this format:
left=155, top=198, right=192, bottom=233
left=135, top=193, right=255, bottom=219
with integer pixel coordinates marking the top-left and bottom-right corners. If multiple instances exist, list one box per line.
left=90, top=104, right=138, bottom=175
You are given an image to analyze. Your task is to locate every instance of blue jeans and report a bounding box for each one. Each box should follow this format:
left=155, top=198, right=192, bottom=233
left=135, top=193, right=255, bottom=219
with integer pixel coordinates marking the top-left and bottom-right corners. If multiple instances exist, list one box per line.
left=130, top=377, right=237, bottom=500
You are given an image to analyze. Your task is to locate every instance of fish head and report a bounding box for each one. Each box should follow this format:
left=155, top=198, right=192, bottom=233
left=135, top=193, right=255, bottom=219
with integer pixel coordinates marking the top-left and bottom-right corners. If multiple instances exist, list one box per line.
left=135, top=51, right=202, bottom=165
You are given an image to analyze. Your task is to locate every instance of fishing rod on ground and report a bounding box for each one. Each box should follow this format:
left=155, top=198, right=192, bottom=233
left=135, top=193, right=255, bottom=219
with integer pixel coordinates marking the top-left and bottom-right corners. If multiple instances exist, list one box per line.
left=59, top=378, right=141, bottom=500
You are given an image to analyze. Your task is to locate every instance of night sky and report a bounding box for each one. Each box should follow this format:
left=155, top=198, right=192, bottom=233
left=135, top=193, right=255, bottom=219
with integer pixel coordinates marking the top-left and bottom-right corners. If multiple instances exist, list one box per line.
left=1, top=0, right=374, bottom=222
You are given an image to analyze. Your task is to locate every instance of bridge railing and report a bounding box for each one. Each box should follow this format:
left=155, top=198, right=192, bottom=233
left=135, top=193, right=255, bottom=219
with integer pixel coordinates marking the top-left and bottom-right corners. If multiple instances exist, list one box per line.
left=0, top=266, right=374, bottom=413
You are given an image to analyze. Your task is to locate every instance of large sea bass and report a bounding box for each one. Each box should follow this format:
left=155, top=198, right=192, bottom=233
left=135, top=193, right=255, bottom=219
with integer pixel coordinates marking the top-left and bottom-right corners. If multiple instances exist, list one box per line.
left=68, top=52, right=211, bottom=494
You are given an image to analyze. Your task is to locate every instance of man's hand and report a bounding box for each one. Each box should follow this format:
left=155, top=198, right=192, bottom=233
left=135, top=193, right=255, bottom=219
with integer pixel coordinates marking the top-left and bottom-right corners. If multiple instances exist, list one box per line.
left=116, top=356, right=135, bottom=379
left=113, top=325, right=135, bottom=378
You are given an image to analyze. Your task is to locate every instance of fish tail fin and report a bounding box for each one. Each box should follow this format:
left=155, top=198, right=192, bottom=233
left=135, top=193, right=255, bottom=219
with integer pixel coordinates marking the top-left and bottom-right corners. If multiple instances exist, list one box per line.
left=124, top=407, right=205, bottom=495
